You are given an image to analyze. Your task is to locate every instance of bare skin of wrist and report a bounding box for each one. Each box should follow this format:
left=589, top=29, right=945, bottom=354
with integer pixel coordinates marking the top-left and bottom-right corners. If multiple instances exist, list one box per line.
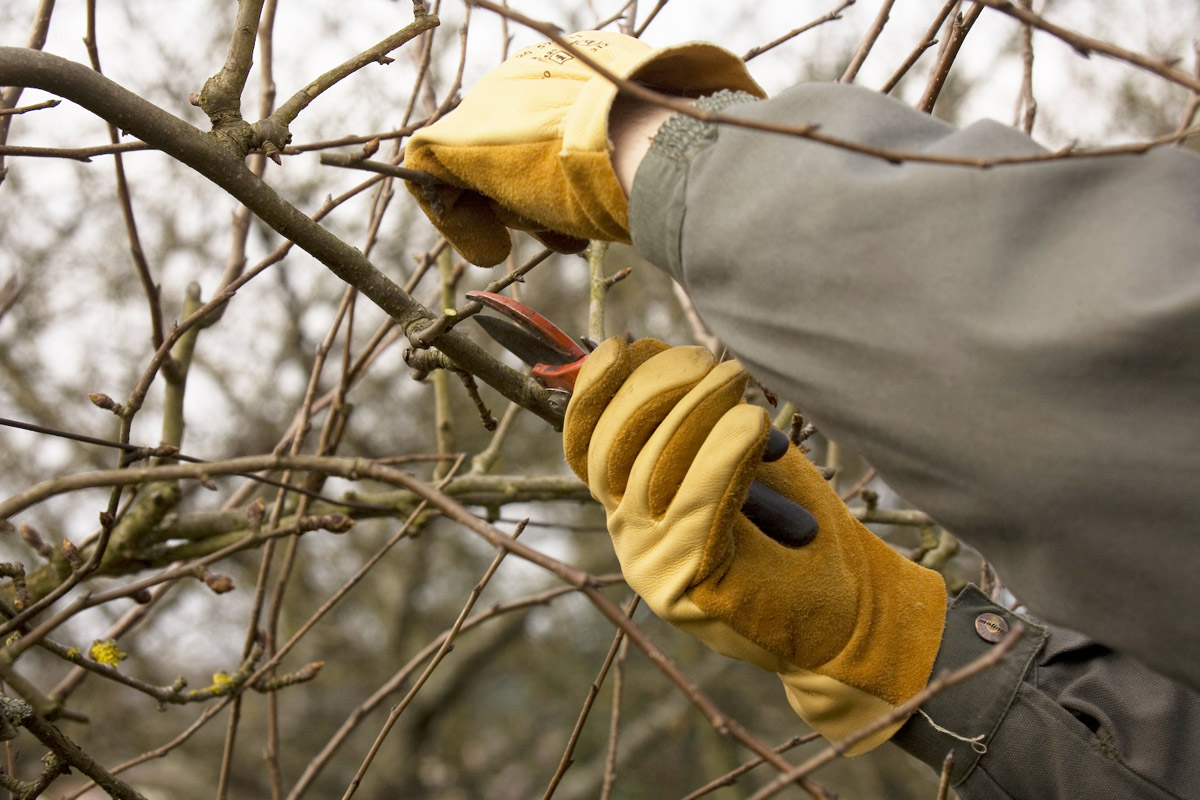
left=609, top=97, right=675, bottom=196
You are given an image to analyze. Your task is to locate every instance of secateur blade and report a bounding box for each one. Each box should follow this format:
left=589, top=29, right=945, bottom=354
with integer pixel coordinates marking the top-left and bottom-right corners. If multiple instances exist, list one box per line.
left=466, top=291, right=590, bottom=391
left=467, top=292, right=819, bottom=548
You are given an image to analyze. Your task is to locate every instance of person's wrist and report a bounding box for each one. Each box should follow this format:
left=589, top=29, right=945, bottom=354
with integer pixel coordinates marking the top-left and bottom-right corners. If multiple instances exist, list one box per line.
left=608, top=98, right=675, bottom=196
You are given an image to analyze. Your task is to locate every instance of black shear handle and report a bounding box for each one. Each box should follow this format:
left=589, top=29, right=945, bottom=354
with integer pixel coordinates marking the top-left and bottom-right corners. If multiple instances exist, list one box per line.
left=742, top=429, right=819, bottom=548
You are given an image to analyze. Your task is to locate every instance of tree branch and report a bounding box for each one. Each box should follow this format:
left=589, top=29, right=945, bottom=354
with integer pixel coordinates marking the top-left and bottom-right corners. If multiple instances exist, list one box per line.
left=0, top=46, right=562, bottom=427
left=0, top=696, right=148, bottom=800
left=973, top=0, right=1200, bottom=94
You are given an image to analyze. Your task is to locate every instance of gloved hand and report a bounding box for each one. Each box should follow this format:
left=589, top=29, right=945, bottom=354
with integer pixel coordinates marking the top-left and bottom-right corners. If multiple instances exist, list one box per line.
left=403, top=30, right=763, bottom=267
left=563, top=338, right=947, bottom=754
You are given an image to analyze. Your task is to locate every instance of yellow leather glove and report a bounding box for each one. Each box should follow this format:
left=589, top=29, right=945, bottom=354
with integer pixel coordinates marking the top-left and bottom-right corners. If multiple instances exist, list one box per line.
left=563, top=339, right=947, bottom=754
left=404, top=31, right=763, bottom=266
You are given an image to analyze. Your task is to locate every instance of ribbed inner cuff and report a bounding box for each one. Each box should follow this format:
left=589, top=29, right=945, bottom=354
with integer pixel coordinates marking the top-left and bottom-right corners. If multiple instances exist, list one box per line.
left=628, top=90, right=760, bottom=281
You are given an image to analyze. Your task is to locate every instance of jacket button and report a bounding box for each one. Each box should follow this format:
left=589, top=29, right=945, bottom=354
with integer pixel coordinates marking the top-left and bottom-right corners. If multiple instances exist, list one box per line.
left=974, top=612, right=1009, bottom=643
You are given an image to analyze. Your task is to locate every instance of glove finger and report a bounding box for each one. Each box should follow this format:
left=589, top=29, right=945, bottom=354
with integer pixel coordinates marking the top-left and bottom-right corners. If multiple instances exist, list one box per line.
left=529, top=229, right=589, bottom=255
left=611, top=402, right=768, bottom=606
left=627, top=359, right=751, bottom=519
left=587, top=346, right=716, bottom=508
left=407, top=182, right=514, bottom=267
left=563, top=337, right=670, bottom=483
left=491, top=205, right=590, bottom=255
left=564, top=338, right=631, bottom=482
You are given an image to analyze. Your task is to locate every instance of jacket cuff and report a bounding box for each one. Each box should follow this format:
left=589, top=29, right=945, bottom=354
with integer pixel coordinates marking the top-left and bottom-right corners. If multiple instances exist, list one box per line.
left=628, top=90, right=760, bottom=283
left=891, top=585, right=1047, bottom=784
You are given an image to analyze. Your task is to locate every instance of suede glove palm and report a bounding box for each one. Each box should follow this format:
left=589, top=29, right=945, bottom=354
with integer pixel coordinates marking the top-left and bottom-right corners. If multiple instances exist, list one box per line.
left=403, top=30, right=763, bottom=266
left=563, top=339, right=947, bottom=754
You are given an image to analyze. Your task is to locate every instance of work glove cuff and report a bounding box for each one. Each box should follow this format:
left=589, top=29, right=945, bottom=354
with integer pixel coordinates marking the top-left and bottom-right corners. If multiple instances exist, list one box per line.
left=404, top=31, right=764, bottom=266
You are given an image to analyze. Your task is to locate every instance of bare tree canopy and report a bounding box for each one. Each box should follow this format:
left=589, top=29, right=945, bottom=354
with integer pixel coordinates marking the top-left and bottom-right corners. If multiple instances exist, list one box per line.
left=0, top=0, right=1195, bottom=797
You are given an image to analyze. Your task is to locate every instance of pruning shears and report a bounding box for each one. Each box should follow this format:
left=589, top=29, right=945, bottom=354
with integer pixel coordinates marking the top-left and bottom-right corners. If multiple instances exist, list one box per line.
left=466, top=290, right=818, bottom=548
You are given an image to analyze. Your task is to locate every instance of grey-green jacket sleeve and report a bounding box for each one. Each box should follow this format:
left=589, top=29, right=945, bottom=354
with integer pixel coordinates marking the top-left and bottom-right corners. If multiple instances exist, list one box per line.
left=628, top=84, right=1200, bottom=689
left=627, top=84, right=1200, bottom=797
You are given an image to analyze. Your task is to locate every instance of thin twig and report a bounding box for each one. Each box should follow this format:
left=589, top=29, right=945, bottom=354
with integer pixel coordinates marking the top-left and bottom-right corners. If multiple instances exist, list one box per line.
left=680, top=733, right=821, bottom=800
left=599, top=629, right=632, bottom=800
left=400, top=9, right=438, bottom=128
left=84, top=0, right=169, bottom=361
left=746, top=624, right=1026, bottom=799
left=281, top=119, right=425, bottom=154
left=0, top=0, right=56, bottom=185
left=0, top=141, right=151, bottom=160
left=427, top=6, right=471, bottom=124
left=973, top=0, right=1200, bottom=95
left=586, top=240, right=611, bottom=343
left=880, top=0, right=958, bottom=94
left=671, top=280, right=720, bottom=355
left=1174, top=42, right=1200, bottom=140
left=918, top=3, right=984, bottom=113
left=1014, top=0, right=1037, bottom=134
left=0, top=99, right=58, bottom=116
left=543, top=595, right=639, bottom=799
left=743, top=1, right=854, bottom=62
left=319, top=153, right=438, bottom=186
left=470, top=401, right=522, bottom=474
left=461, top=0, right=1192, bottom=169
left=633, top=0, right=670, bottom=37
left=935, top=751, right=955, bottom=800
left=271, top=13, right=440, bottom=128
left=340, top=521, right=526, bottom=799
left=840, top=0, right=895, bottom=83
left=838, top=466, right=877, bottom=502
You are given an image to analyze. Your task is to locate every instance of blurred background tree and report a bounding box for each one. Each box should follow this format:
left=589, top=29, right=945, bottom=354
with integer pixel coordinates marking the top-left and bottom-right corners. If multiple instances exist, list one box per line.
left=0, top=1, right=1196, bottom=798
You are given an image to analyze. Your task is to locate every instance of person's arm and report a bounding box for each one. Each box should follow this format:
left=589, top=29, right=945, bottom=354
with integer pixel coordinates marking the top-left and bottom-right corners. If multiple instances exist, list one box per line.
left=608, top=96, right=673, bottom=195
left=616, top=83, right=1200, bottom=797
left=624, top=84, right=1200, bottom=691
left=893, top=588, right=1200, bottom=799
